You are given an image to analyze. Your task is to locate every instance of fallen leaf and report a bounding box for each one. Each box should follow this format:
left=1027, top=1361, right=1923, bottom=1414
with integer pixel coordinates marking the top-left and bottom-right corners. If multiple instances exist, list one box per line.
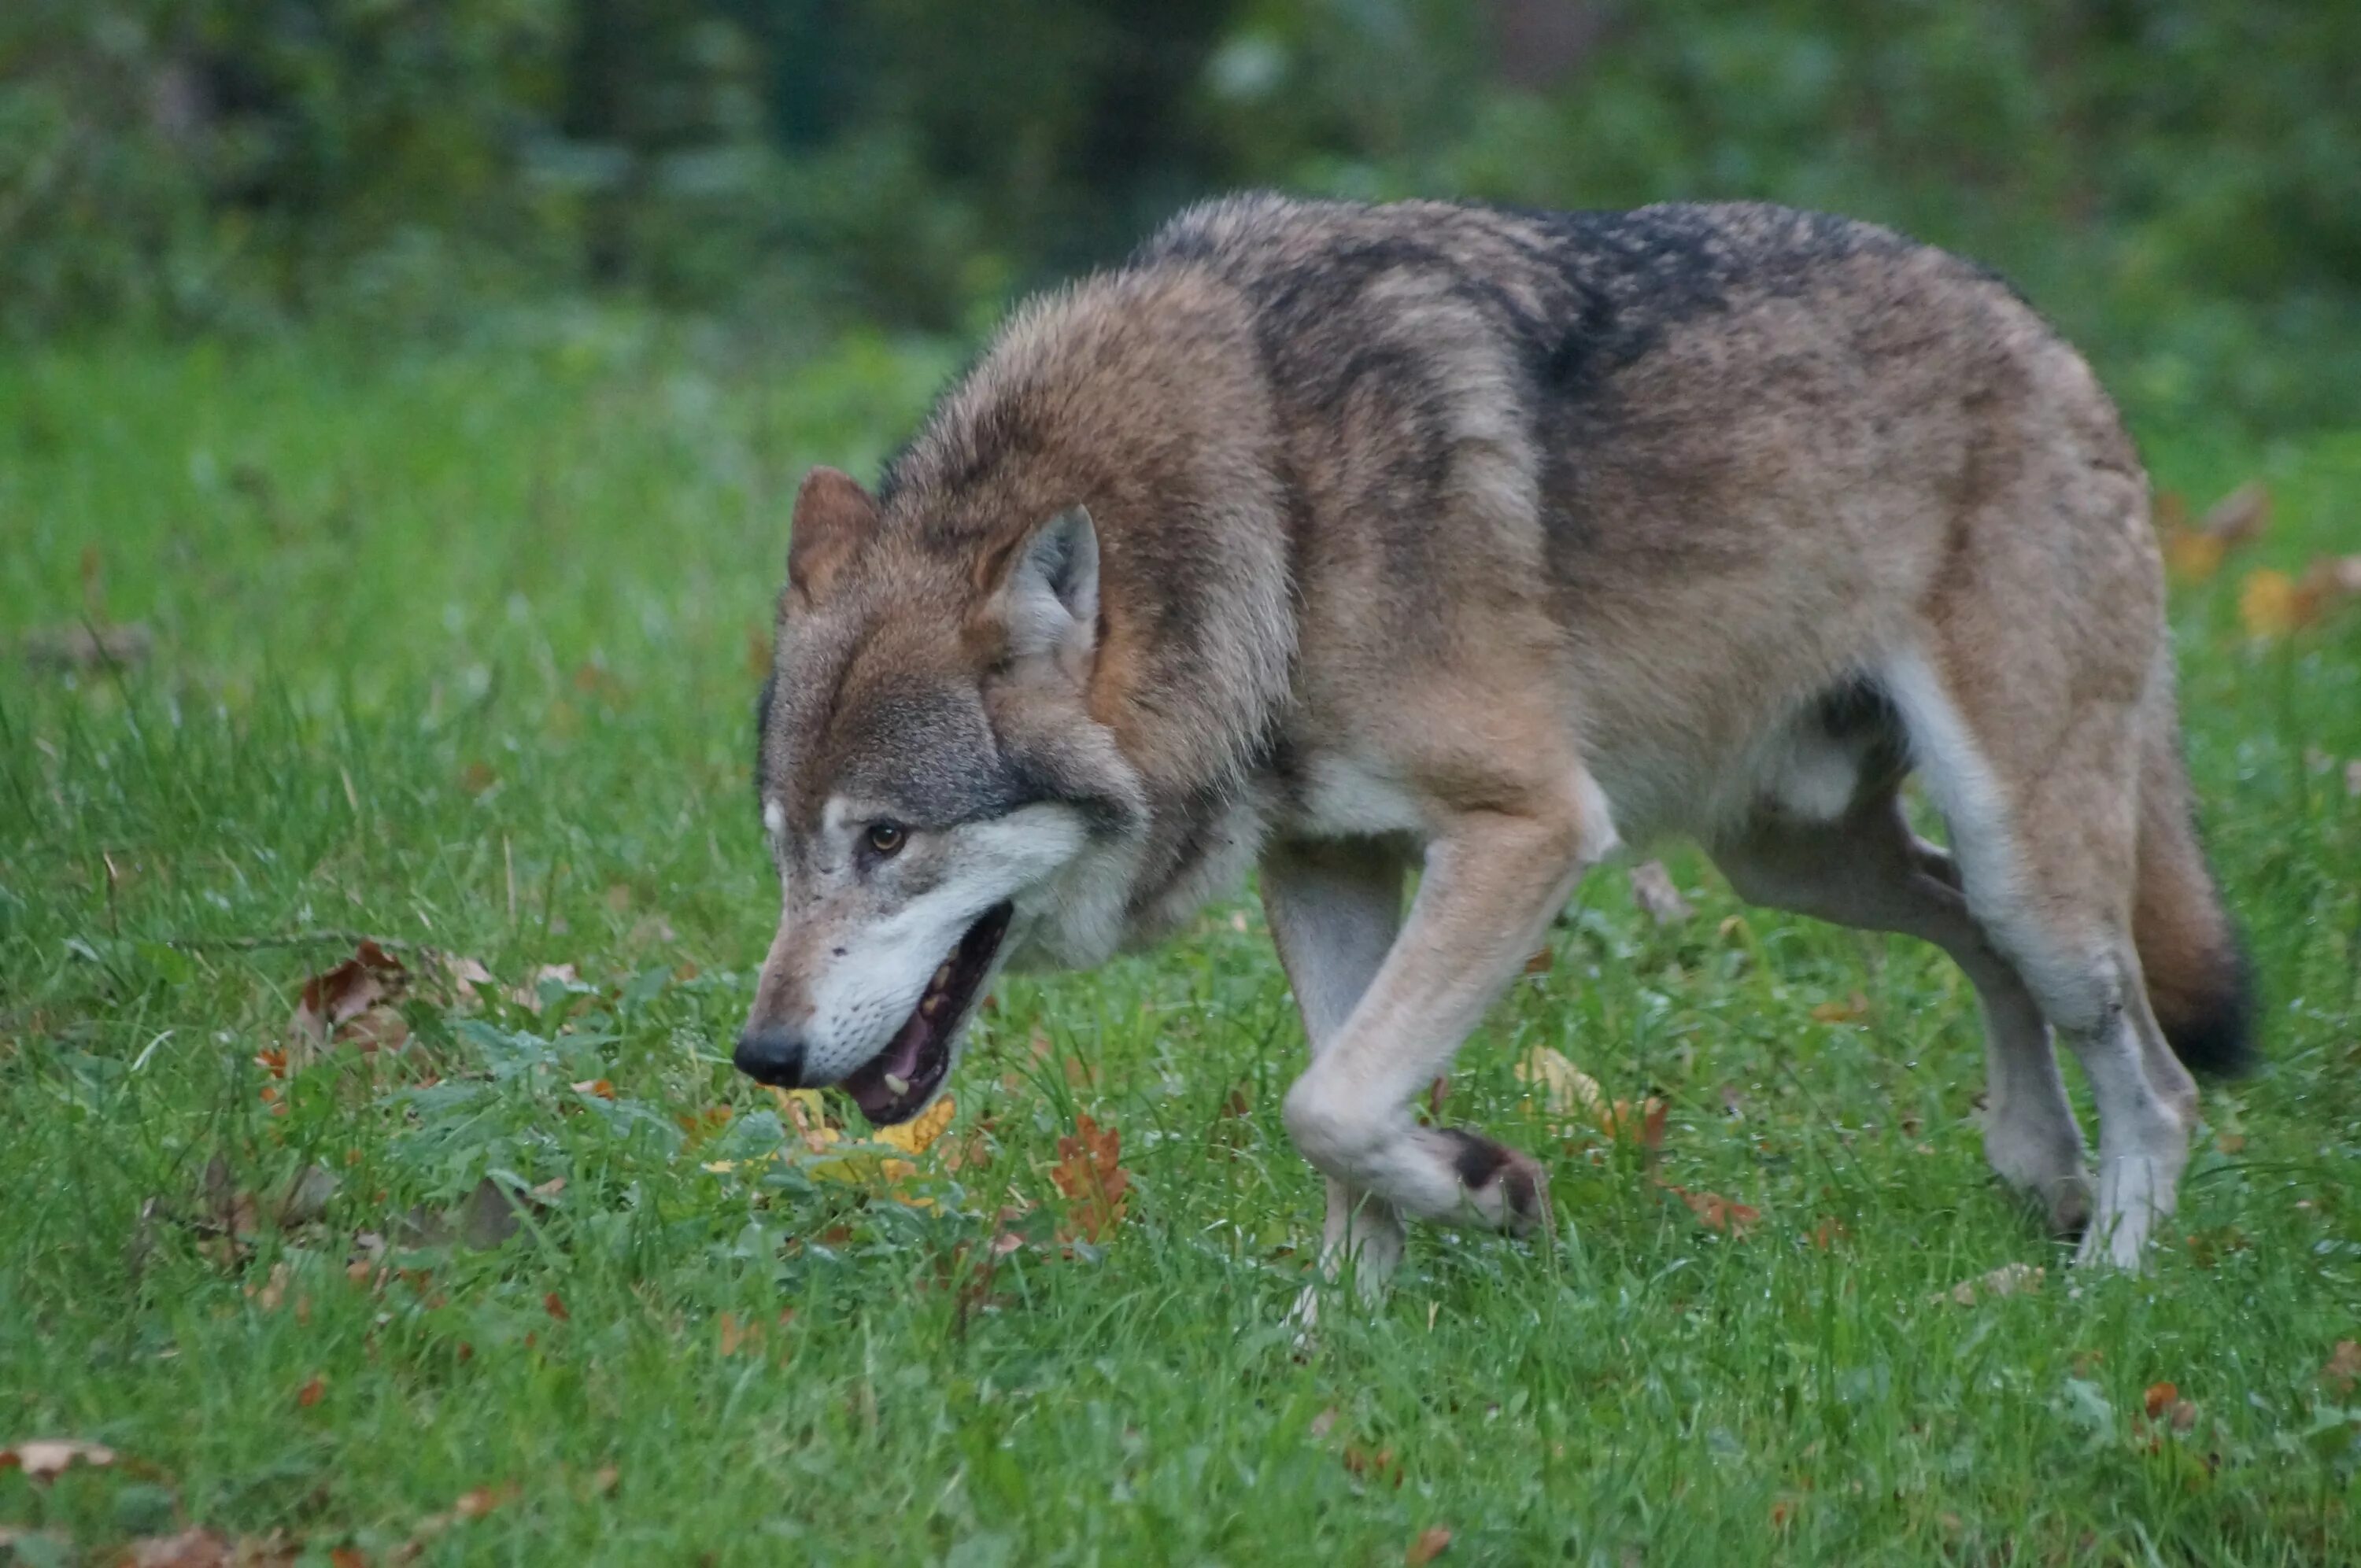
left=296, top=1373, right=326, bottom=1408
left=718, top=1312, right=763, bottom=1357
left=331, top=1548, right=369, bottom=1568
left=2144, top=1381, right=2178, bottom=1419
left=288, top=941, right=408, bottom=1069
left=1602, top=1096, right=1668, bottom=1152
left=2324, top=1340, right=2361, bottom=1395
left=0, top=1437, right=116, bottom=1481
left=1629, top=860, right=1694, bottom=925
left=544, top=1293, right=570, bottom=1322
left=1934, top=1261, right=2044, bottom=1306
left=1406, top=1526, right=1454, bottom=1565
left=1310, top=1407, right=1340, bottom=1440
left=1522, top=945, right=1554, bottom=975
left=570, top=1078, right=615, bottom=1101
left=2200, top=480, right=2272, bottom=545
left=2238, top=568, right=2304, bottom=639
left=19, top=622, right=153, bottom=673
left=119, top=1527, right=234, bottom=1567
left=247, top=1261, right=293, bottom=1312
left=774, top=1088, right=841, bottom=1153
left=1050, top=1113, right=1132, bottom=1242
left=510, top=963, right=582, bottom=1011
left=1516, top=1046, right=1604, bottom=1134
left=1342, top=1444, right=1402, bottom=1486
left=874, top=1094, right=957, bottom=1156
left=1809, top=991, right=1871, bottom=1025
left=1665, top=1184, right=1761, bottom=1237
left=454, top=1486, right=504, bottom=1518
left=592, top=1464, right=621, bottom=1495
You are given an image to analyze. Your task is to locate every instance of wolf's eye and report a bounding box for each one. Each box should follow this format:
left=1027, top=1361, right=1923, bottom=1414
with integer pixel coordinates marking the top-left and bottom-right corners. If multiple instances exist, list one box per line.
left=865, top=821, right=907, bottom=858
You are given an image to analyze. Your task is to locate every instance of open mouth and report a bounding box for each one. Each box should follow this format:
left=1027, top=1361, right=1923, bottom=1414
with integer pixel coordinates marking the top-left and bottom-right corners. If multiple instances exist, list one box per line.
left=841, top=902, right=1013, bottom=1126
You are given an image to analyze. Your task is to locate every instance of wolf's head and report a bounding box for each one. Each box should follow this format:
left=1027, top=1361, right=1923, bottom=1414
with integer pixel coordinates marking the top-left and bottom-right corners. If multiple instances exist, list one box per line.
left=737, top=467, right=1145, bottom=1123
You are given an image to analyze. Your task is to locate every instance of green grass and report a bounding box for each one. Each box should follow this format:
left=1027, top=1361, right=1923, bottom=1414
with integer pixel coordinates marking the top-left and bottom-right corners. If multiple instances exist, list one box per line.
left=2, top=323, right=2358, bottom=1566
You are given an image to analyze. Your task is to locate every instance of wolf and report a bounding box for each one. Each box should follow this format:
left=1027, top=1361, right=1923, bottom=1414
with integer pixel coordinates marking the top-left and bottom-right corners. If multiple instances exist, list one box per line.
left=737, top=194, right=2252, bottom=1295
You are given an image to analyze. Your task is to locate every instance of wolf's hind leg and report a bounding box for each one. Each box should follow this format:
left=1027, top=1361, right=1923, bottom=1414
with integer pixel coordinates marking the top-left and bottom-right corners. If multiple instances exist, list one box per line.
left=1885, top=644, right=2197, bottom=1270
left=1261, top=839, right=1412, bottom=1304
left=1280, top=791, right=1605, bottom=1237
left=1710, top=794, right=2091, bottom=1235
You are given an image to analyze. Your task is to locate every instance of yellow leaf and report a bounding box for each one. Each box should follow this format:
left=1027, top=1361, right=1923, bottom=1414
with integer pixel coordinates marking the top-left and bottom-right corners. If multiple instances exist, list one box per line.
left=2238, top=568, right=2304, bottom=639
left=771, top=1087, right=841, bottom=1152
left=2162, top=528, right=2226, bottom=585
left=874, top=1094, right=956, bottom=1157
left=1515, top=1046, right=1603, bottom=1133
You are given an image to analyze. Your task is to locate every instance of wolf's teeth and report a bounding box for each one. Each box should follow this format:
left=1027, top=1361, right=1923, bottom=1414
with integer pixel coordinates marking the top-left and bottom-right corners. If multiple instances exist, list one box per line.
left=882, top=1073, right=910, bottom=1095
left=920, top=994, right=943, bottom=1018
left=932, top=964, right=953, bottom=990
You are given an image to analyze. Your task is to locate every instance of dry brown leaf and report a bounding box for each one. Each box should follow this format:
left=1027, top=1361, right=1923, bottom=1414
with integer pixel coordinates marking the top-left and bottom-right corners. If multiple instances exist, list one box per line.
left=0, top=1437, right=116, bottom=1481
left=1629, top=860, right=1694, bottom=925
left=454, top=1486, right=503, bottom=1519
left=119, top=1527, right=236, bottom=1567
left=718, top=1312, right=761, bottom=1357
left=2324, top=1340, right=2361, bottom=1395
left=2200, top=480, right=2272, bottom=545
left=329, top=1548, right=368, bottom=1568
left=1406, top=1526, right=1454, bottom=1566
left=247, top=1261, right=292, bottom=1313
left=1602, top=1096, right=1668, bottom=1152
left=2143, top=1381, right=2178, bottom=1419
left=288, top=941, right=409, bottom=1068
left=571, top=1078, right=615, bottom=1101
left=295, top=1374, right=326, bottom=1409
left=544, top=1293, right=570, bottom=1322
left=2159, top=481, right=2271, bottom=585
left=1050, top=1113, right=1132, bottom=1242
left=1522, top=945, right=1554, bottom=975
left=774, top=1088, right=839, bottom=1153
left=1665, top=1183, right=1761, bottom=1238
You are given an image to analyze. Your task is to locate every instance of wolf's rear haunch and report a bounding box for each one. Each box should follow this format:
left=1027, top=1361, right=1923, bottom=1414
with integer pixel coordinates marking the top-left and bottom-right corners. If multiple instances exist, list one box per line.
left=748, top=194, right=2252, bottom=1297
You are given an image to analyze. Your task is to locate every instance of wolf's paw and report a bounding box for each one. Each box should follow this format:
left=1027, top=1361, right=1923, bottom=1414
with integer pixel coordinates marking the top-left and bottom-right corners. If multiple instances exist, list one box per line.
left=1435, top=1130, right=1551, bottom=1236
left=2041, top=1172, right=2093, bottom=1241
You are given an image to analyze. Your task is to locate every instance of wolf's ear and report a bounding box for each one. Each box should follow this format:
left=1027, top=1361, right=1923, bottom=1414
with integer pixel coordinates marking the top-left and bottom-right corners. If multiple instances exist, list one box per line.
left=787, top=467, right=880, bottom=600
left=1003, top=504, right=1099, bottom=676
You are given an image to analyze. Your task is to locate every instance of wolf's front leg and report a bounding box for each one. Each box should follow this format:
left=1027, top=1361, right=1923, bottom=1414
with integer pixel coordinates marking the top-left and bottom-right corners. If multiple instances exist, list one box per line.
left=1280, top=798, right=1602, bottom=1241
left=1262, top=839, right=1413, bottom=1305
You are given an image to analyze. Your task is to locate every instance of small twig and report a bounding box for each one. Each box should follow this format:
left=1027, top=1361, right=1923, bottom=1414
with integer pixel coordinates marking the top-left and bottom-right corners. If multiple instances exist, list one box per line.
left=160, top=930, right=415, bottom=954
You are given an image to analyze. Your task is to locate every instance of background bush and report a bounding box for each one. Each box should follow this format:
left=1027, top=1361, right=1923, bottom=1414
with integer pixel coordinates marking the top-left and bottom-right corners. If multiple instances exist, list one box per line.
left=5, top=0, right=2356, bottom=426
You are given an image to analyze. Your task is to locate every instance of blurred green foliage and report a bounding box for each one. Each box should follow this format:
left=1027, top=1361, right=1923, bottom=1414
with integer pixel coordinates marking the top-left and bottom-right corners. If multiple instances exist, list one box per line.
left=4, top=1, right=2355, bottom=426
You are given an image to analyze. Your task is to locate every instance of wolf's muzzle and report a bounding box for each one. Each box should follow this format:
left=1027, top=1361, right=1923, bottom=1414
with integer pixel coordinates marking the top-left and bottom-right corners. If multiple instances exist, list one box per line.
left=733, top=1024, right=808, bottom=1087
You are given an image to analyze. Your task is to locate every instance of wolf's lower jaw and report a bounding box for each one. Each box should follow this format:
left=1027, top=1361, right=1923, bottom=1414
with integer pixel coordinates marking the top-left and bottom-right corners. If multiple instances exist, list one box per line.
left=841, top=902, right=1012, bottom=1126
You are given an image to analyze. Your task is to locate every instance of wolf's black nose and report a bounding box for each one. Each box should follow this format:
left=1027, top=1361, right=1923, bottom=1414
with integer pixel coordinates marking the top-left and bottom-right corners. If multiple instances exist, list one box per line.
left=733, top=1025, right=807, bottom=1087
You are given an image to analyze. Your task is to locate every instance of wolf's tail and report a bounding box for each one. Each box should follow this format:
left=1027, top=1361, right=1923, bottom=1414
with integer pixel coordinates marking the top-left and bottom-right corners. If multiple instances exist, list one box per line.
left=2132, top=708, right=2256, bottom=1076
